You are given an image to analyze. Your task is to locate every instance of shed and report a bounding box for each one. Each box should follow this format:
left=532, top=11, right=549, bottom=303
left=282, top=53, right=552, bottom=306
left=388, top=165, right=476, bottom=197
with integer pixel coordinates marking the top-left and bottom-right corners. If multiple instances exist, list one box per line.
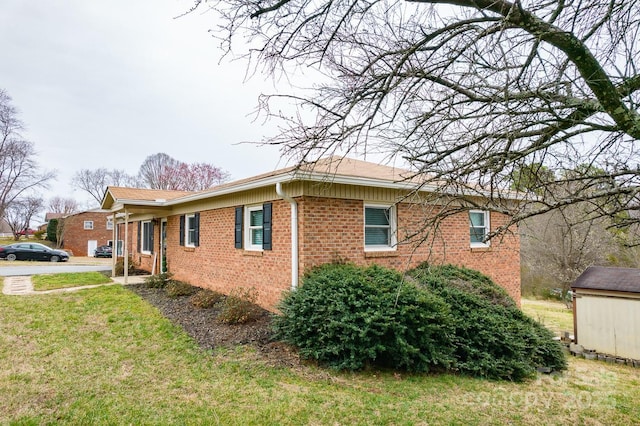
left=572, top=266, right=640, bottom=360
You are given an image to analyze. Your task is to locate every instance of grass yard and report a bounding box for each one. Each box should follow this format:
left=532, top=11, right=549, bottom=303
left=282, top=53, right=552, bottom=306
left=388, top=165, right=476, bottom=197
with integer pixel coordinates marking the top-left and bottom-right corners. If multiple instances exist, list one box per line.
left=1, top=287, right=639, bottom=425
left=521, top=298, right=574, bottom=335
left=31, top=272, right=112, bottom=291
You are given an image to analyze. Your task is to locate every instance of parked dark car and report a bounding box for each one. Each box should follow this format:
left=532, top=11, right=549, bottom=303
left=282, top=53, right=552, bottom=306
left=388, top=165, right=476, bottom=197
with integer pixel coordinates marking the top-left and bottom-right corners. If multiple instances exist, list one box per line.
left=94, top=245, right=112, bottom=258
left=0, top=243, right=70, bottom=262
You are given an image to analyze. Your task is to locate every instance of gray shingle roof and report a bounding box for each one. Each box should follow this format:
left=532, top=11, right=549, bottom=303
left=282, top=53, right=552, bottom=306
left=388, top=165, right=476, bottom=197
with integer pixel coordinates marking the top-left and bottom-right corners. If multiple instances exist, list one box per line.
left=572, top=266, right=640, bottom=293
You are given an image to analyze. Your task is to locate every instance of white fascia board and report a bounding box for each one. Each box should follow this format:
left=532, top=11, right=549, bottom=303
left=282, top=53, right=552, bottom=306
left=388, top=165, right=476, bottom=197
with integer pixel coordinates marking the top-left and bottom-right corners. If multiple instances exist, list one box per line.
left=108, top=200, right=172, bottom=212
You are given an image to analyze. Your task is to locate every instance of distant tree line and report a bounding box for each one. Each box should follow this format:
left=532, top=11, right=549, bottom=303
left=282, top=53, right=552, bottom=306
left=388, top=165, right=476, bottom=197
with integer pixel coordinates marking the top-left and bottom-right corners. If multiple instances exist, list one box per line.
left=512, top=163, right=640, bottom=297
left=72, top=152, right=230, bottom=206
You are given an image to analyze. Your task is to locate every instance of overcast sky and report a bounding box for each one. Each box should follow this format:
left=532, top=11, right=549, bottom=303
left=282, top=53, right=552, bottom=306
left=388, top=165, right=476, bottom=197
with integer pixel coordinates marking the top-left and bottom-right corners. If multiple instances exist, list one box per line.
left=1, top=1, right=291, bottom=212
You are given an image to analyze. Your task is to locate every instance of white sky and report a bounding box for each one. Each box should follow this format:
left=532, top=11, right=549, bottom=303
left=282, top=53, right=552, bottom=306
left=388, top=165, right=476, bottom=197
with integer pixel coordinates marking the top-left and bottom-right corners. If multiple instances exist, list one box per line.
left=1, top=1, right=290, bottom=211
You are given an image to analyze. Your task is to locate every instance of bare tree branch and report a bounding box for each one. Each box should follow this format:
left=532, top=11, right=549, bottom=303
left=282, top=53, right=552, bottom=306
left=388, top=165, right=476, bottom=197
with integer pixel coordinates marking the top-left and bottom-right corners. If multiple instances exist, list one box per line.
left=193, top=0, right=640, bottom=237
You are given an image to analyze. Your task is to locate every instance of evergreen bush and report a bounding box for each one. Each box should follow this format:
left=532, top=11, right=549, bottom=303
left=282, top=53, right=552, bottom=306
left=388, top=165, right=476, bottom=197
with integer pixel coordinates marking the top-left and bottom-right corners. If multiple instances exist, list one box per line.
left=275, top=262, right=567, bottom=381
left=274, top=263, right=454, bottom=371
left=46, top=219, right=58, bottom=243
left=408, top=263, right=567, bottom=380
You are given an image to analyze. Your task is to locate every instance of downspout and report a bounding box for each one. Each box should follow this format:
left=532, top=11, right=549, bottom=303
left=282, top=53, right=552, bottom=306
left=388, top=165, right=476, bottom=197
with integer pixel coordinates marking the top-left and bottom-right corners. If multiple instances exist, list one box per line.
left=276, top=182, right=298, bottom=289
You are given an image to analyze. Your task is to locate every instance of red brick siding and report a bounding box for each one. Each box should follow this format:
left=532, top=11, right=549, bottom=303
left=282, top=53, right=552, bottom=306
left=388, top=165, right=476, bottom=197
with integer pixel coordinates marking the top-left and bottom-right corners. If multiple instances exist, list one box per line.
left=62, top=212, right=113, bottom=256
left=163, top=201, right=293, bottom=309
left=129, top=196, right=520, bottom=311
left=299, top=197, right=521, bottom=305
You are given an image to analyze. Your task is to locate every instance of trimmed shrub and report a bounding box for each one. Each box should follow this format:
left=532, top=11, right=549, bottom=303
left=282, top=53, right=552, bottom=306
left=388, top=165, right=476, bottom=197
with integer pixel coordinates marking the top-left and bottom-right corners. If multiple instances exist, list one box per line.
left=274, top=263, right=455, bottom=372
left=217, top=287, right=262, bottom=324
left=408, top=263, right=567, bottom=381
left=165, top=280, right=197, bottom=298
left=114, top=256, right=136, bottom=277
left=144, top=273, right=173, bottom=289
left=191, top=289, right=225, bottom=309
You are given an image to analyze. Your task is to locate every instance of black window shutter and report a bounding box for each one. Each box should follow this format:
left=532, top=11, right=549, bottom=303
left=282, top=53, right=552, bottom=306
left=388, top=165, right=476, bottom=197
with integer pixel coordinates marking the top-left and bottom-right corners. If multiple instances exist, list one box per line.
left=137, top=221, right=141, bottom=253
left=194, top=212, right=200, bottom=247
left=149, top=220, right=155, bottom=254
left=179, top=215, right=185, bottom=246
left=263, top=202, right=272, bottom=250
left=234, top=206, right=243, bottom=249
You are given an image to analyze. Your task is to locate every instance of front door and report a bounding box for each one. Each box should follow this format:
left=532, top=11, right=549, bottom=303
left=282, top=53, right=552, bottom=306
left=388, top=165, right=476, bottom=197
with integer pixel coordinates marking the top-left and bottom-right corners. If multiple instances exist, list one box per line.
left=160, top=219, right=168, bottom=273
left=88, top=240, right=98, bottom=257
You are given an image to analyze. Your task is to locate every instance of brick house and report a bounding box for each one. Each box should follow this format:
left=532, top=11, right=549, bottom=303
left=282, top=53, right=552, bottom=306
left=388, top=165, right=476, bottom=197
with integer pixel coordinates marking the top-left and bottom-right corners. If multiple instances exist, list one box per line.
left=101, top=157, right=521, bottom=310
left=60, top=209, right=116, bottom=256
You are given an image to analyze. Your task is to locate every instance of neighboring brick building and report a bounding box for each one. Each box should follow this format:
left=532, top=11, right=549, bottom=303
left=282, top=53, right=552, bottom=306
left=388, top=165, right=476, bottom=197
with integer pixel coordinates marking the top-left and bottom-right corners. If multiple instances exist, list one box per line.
left=102, top=157, right=521, bottom=310
left=60, top=210, right=115, bottom=256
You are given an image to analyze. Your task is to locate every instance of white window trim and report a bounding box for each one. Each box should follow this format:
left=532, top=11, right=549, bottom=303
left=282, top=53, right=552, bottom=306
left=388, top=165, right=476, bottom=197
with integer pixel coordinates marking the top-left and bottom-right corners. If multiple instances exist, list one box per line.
left=106, top=218, right=113, bottom=230
left=141, top=220, right=152, bottom=255
left=244, top=205, right=263, bottom=251
left=83, top=221, right=94, bottom=230
left=364, top=203, right=397, bottom=252
left=470, top=210, right=491, bottom=248
left=185, top=213, right=197, bottom=248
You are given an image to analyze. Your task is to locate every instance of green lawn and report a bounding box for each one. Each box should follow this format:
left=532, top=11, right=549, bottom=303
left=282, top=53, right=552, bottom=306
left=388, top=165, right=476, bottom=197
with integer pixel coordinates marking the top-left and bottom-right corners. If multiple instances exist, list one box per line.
left=32, top=272, right=112, bottom=291
left=0, top=287, right=638, bottom=425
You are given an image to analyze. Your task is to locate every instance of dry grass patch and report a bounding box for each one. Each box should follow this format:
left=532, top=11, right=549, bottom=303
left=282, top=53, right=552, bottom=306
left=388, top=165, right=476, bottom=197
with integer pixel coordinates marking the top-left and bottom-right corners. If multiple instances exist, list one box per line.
left=522, top=298, right=574, bottom=335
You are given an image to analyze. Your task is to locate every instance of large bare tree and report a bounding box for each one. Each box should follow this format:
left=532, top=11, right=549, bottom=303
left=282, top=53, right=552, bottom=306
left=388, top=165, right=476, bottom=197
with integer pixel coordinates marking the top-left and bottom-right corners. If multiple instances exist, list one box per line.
left=0, top=89, right=54, bottom=220
left=193, top=0, right=640, bottom=238
left=4, top=197, right=43, bottom=240
left=137, top=153, right=229, bottom=190
left=71, top=168, right=138, bottom=205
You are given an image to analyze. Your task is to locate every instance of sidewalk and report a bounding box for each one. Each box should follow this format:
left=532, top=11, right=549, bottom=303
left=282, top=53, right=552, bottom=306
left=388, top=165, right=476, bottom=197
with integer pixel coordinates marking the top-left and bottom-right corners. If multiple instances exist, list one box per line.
left=2, top=275, right=149, bottom=296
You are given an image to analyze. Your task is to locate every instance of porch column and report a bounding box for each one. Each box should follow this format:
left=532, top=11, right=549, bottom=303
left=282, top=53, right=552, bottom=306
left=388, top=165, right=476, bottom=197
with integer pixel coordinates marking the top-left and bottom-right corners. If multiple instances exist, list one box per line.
left=111, top=212, right=117, bottom=277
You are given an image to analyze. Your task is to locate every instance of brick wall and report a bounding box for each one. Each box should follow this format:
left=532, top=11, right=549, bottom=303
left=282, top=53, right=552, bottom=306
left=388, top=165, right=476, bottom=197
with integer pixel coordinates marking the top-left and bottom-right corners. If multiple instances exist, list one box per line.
left=129, top=195, right=520, bottom=311
left=163, top=201, right=293, bottom=309
left=299, top=196, right=521, bottom=305
left=62, top=211, right=113, bottom=256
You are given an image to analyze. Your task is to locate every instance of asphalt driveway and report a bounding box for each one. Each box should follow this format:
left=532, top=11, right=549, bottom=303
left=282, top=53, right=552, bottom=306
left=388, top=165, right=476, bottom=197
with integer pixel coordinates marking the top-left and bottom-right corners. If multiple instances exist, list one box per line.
left=0, top=257, right=112, bottom=276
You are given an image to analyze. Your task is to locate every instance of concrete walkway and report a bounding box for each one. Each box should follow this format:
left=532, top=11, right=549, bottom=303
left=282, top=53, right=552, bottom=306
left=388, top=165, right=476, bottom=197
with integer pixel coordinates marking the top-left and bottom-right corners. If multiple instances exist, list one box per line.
left=2, top=275, right=149, bottom=296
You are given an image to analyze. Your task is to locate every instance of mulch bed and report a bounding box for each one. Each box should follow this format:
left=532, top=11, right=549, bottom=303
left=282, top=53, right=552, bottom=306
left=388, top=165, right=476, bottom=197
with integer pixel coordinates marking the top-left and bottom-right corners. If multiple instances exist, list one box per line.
left=126, top=284, right=301, bottom=367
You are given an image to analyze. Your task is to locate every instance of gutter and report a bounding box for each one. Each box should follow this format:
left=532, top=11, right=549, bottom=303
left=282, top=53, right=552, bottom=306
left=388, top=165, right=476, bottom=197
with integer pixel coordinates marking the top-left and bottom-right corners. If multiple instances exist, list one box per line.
left=276, top=182, right=299, bottom=289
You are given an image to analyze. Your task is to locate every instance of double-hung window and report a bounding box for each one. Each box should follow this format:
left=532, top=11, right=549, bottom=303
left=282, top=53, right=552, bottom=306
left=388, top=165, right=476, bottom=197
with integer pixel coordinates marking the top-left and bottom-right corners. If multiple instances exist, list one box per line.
left=106, top=218, right=113, bottom=230
left=179, top=213, right=200, bottom=247
left=364, top=204, right=396, bottom=250
left=246, top=205, right=264, bottom=250
left=84, top=221, right=94, bottom=230
left=185, top=214, right=198, bottom=247
left=141, top=220, right=153, bottom=254
left=469, top=210, right=490, bottom=247
left=235, top=203, right=272, bottom=251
